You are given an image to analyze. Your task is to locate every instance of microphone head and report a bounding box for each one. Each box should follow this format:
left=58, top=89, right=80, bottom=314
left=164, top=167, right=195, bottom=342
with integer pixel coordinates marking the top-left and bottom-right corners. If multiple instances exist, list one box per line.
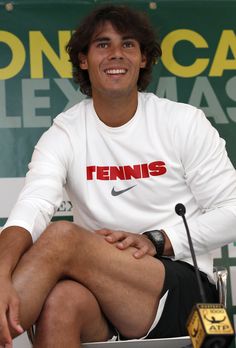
left=175, top=203, right=186, bottom=216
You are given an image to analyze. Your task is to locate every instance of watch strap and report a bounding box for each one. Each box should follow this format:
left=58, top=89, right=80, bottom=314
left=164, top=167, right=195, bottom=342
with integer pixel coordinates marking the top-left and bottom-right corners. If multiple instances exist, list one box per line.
left=143, top=229, right=165, bottom=257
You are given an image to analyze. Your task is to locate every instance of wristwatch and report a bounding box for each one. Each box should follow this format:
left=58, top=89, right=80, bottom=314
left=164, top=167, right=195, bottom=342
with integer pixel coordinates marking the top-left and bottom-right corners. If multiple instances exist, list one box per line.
left=143, top=229, right=165, bottom=257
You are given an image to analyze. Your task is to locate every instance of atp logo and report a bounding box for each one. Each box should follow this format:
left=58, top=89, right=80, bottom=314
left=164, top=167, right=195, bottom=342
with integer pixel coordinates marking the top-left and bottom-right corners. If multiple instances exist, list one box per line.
left=204, top=314, right=226, bottom=324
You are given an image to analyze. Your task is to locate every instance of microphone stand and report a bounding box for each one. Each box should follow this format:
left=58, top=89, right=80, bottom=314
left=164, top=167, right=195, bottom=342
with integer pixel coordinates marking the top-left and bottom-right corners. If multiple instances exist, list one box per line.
left=175, top=203, right=234, bottom=348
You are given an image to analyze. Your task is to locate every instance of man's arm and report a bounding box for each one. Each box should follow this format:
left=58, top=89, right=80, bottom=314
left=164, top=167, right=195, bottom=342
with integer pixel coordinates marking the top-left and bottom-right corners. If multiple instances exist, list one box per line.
left=3, top=120, right=72, bottom=242
left=163, top=108, right=236, bottom=260
left=0, top=227, right=32, bottom=345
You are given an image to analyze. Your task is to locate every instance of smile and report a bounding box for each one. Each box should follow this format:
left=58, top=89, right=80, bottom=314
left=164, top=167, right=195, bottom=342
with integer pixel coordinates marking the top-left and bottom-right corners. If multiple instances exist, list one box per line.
left=104, top=68, right=127, bottom=75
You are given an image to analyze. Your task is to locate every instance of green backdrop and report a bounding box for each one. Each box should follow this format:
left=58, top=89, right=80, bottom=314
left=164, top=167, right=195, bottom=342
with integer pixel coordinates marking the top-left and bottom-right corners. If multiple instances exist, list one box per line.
left=0, top=0, right=236, bottom=346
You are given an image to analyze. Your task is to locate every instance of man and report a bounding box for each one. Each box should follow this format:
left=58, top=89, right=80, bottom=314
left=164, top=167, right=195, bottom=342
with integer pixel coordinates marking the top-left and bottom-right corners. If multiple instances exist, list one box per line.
left=0, top=5, right=236, bottom=348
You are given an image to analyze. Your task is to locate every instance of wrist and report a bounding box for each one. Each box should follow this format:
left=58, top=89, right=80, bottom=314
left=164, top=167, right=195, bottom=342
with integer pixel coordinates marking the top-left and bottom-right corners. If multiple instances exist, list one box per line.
left=143, top=229, right=165, bottom=258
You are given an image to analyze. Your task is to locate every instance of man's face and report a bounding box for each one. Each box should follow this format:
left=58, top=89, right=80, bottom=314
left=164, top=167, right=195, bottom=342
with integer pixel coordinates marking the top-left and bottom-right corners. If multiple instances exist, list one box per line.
left=79, top=21, right=147, bottom=99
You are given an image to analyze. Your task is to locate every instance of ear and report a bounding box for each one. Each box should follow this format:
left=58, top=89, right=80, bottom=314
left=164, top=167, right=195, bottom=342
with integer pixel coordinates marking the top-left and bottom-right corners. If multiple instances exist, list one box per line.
left=79, top=53, right=88, bottom=70
left=140, top=54, right=147, bottom=68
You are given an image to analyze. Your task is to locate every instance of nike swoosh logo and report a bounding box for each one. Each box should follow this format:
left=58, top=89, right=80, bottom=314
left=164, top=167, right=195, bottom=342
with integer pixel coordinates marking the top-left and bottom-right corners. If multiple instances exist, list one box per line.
left=111, top=185, right=136, bottom=196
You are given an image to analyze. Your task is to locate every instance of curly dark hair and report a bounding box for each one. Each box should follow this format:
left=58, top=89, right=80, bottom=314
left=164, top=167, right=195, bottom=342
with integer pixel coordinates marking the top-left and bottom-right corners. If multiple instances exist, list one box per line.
left=66, top=5, right=162, bottom=97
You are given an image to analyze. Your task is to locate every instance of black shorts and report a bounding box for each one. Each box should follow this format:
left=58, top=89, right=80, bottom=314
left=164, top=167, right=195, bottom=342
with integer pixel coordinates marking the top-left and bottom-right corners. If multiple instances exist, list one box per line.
left=117, top=258, right=218, bottom=340
left=146, top=258, right=218, bottom=339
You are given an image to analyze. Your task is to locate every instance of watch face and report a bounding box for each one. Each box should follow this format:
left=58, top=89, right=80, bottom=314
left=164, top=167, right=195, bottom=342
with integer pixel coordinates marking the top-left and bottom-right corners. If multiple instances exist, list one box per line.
left=145, top=230, right=165, bottom=257
left=153, top=231, right=163, bottom=241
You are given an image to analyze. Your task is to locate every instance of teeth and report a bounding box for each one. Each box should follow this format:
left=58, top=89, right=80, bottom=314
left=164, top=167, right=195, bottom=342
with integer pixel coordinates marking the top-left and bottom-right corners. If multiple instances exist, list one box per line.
left=105, top=69, right=126, bottom=75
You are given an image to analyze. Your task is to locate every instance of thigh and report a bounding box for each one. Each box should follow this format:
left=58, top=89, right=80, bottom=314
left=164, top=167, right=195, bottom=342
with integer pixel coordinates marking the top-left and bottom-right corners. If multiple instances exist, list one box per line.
left=63, top=225, right=166, bottom=339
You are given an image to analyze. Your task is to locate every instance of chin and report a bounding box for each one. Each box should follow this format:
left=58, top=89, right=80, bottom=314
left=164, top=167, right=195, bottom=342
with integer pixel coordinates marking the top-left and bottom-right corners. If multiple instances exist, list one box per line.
left=103, top=86, right=135, bottom=98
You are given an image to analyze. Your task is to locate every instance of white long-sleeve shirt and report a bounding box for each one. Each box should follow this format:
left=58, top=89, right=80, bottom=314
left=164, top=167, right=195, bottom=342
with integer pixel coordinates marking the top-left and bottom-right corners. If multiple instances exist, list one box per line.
left=4, top=93, right=236, bottom=279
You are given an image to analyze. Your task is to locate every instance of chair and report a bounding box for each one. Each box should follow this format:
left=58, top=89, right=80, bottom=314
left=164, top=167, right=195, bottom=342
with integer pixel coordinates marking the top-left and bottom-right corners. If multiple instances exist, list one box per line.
left=213, top=266, right=228, bottom=307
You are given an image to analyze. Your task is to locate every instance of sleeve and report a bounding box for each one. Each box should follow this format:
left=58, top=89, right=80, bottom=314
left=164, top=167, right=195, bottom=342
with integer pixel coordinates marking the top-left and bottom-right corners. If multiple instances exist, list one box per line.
left=3, top=120, right=73, bottom=242
left=164, top=108, right=236, bottom=260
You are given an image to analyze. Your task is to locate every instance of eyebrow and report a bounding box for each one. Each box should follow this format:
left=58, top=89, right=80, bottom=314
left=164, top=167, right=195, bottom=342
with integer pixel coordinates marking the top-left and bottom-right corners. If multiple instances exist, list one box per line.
left=91, top=37, right=110, bottom=43
left=91, top=35, right=136, bottom=43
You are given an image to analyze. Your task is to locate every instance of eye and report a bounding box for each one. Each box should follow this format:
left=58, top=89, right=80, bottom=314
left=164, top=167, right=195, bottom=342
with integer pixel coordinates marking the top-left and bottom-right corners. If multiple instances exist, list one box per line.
left=97, top=42, right=108, bottom=48
left=123, top=41, right=136, bottom=48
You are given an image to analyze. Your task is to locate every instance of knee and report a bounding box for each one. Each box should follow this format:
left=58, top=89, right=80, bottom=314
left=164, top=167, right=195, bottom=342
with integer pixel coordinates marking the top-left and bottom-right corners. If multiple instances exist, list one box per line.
left=14, top=222, right=84, bottom=277
left=41, top=220, right=80, bottom=243
left=39, top=280, right=95, bottom=325
left=36, top=221, right=88, bottom=256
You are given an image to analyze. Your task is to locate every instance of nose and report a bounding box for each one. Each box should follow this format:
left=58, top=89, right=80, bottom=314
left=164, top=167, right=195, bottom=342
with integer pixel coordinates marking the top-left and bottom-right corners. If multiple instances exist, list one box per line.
left=108, top=44, right=124, bottom=60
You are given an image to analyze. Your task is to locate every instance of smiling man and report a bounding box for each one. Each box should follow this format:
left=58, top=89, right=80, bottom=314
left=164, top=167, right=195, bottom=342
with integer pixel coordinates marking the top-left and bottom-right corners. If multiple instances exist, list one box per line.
left=80, top=22, right=147, bottom=103
left=0, top=5, right=236, bottom=348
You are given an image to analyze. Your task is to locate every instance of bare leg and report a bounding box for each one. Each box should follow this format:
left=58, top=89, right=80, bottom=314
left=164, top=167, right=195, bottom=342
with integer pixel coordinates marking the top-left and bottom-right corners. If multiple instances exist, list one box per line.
left=34, top=280, right=112, bottom=348
left=12, top=221, right=165, bottom=338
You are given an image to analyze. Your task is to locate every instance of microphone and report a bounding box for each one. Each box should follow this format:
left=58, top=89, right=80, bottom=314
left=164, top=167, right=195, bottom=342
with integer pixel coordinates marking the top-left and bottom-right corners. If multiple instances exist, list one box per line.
left=175, top=203, right=234, bottom=348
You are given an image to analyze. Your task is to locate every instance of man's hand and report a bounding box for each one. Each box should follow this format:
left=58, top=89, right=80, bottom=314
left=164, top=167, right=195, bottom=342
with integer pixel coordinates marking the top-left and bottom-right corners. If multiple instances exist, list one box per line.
left=0, top=277, right=24, bottom=347
left=95, top=229, right=157, bottom=258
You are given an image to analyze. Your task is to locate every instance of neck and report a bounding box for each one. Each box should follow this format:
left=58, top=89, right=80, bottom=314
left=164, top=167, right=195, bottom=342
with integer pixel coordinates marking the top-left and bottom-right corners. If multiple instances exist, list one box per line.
left=92, top=91, right=138, bottom=127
